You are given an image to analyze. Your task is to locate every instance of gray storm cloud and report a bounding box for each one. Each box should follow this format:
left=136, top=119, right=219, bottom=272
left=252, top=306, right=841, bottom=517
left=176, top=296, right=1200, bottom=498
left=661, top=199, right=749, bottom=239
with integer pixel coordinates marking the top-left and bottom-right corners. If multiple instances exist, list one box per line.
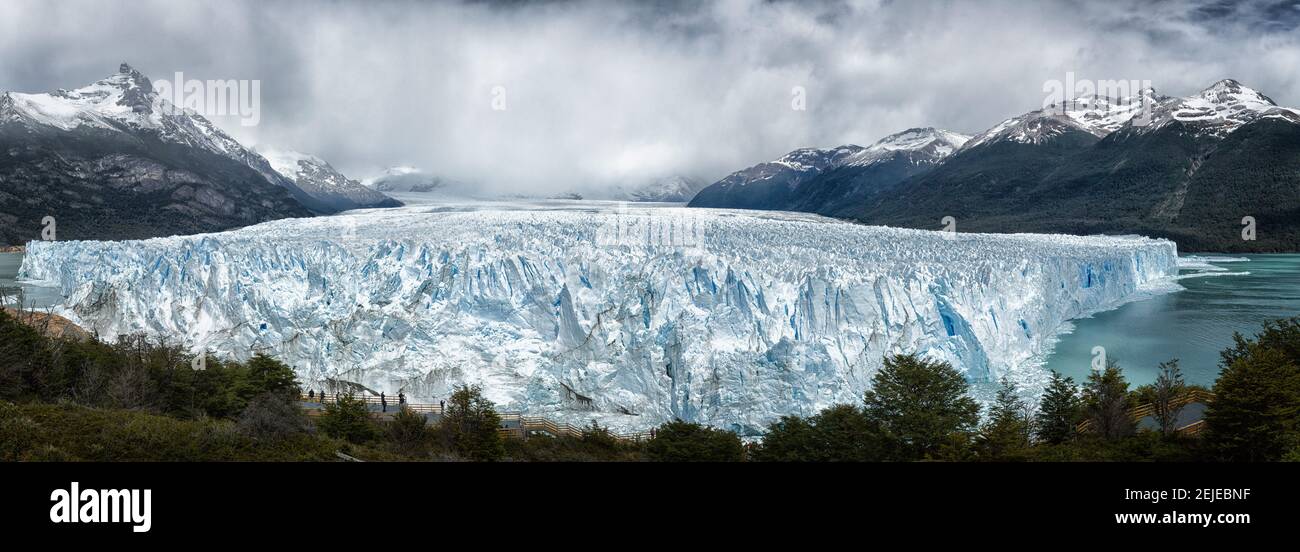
left=2, top=0, right=1298, bottom=195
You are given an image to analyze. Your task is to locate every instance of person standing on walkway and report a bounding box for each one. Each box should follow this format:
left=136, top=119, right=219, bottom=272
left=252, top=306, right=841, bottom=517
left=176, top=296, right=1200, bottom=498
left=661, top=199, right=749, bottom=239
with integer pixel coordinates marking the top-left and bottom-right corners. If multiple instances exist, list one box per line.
left=381, top=392, right=387, bottom=413
left=440, top=399, right=445, bottom=413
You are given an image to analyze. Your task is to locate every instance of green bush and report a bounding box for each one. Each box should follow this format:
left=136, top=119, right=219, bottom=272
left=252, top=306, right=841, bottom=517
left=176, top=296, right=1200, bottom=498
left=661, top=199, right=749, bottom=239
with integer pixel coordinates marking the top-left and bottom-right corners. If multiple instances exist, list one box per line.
left=237, top=393, right=311, bottom=441
left=645, top=420, right=744, bottom=462
left=862, top=354, right=980, bottom=461
left=753, top=404, right=881, bottom=462
left=317, top=394, right=381, bottom=444
left=439, top=385, right=505, bottom=461
left=503, top=421, right=644, bottom=462
left=9, top=402, right=349, bottom=461
left=1204, top=318, right=1300, bottom=461
left=387, top=407, right=434, bottom=456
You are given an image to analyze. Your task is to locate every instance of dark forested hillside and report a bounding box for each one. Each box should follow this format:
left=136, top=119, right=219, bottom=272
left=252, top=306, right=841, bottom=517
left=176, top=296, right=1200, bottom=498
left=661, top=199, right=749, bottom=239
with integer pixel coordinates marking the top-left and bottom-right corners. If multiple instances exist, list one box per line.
left=854, top=119, right=1300, bottom=252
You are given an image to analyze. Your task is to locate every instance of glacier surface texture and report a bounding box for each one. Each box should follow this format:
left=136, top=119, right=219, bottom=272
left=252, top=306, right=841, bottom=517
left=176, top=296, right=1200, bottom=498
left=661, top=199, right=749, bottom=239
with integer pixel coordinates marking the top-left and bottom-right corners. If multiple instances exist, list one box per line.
left=20, top=202, right=1178, bottom=434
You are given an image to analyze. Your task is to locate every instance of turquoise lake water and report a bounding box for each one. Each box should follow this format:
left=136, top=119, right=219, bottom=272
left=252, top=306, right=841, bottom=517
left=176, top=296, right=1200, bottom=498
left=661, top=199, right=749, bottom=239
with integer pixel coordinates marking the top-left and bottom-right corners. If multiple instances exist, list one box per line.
left=0, top=252, right=61, bottom=308
left=1042, top=254, right=1300, bottom=388
left=3, top=251, right=1297, bottom=388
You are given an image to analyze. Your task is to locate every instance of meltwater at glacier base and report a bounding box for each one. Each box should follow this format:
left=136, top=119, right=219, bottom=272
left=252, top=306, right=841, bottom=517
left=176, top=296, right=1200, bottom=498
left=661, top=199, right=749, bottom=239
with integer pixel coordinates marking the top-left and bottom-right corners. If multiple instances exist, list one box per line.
left=19, top=201, right=1180, bottom=434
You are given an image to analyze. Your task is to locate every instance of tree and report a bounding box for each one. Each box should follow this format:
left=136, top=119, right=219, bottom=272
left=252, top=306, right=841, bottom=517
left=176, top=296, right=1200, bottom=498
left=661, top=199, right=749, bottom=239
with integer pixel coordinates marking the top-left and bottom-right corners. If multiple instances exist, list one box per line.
left=976, top=377, right=1032, bottom=460
left=1083, top=360, right=1134, bottom=441
left=754, top=404, right=882, bottom=462
left=753, top=415, right=817, bottom=462
left=439, top=385, right=504, bottom=461
left=317, top=394, right=380, bottom=444
left=1204, top=319, right=1300, bottom=461
left=1151, top=359, right=1187, bottom=436
left=239, top=354, right=300, bottom=400
left=237, top=392, right=311, bottom=440
left=580, top=420, right=621, bottom=452
left=387, top=406, right=433, bottom=455
left=1035, top=371, right=1082, bottom=445
left=862, top=354, right=980, bottom=461
left=645, top=420, right=744, bottom=462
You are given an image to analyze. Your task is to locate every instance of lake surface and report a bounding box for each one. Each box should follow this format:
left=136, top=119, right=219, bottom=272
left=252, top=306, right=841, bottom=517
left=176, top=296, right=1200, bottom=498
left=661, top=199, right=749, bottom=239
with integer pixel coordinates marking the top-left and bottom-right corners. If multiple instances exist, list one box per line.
left=0, top=252, right=62, bottom=309
left=1042, top=254, right=1300, bottom=388
left=5, top=249, right=1297, bottom=389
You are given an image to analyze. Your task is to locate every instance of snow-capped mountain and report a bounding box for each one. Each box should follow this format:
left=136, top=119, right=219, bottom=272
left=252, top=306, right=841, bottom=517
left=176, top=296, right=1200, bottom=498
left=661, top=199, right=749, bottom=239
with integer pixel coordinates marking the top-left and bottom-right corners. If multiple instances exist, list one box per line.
left=962, top=92, right=1161, bottom=150
left=964, top=80, right=1300, bottom=149
left=1128, top=79, right=1300, bottom=138
left=259, top=148, right=402, bottom=210
left=20, top=202, right=1179, bottom=433
left=362, top=166, right=452, bottom=193
left=851, top=80, right=1300, bottom=252
left=1, top=64, right=322, bottom=204
left=3, top=64, right=233, bottom=146
left=686, top=145, right=863, bottom=210
left=689, top=128, right=968, bottom=213
left=623, top=175, right=704, bottom=202
left=0, top=64, right=315, bottom=245
left=843, top=127, right=971, bottom=166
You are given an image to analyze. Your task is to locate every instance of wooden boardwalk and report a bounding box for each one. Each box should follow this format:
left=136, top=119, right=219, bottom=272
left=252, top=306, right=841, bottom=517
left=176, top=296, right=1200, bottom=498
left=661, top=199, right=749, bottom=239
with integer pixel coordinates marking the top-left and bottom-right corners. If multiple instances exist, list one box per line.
left=1077, top=389, right=1216, bottom=435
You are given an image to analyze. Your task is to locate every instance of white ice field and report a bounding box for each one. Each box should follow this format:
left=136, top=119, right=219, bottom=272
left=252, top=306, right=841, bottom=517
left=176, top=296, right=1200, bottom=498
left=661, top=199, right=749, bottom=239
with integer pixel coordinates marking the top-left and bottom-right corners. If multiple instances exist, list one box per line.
left=19, top=200, right=1180, bottom=433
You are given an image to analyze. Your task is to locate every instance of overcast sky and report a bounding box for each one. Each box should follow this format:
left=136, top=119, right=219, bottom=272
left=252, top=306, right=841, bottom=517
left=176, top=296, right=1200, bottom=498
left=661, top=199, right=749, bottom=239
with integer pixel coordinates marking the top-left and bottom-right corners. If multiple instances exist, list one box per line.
left=3, top=0, right=1299, bottom=195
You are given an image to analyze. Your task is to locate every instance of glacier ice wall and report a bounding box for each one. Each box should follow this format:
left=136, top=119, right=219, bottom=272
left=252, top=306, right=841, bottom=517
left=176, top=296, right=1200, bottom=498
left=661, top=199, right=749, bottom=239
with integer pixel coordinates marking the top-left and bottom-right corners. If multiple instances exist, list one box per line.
left=19, top=202, right=1178, bottom=434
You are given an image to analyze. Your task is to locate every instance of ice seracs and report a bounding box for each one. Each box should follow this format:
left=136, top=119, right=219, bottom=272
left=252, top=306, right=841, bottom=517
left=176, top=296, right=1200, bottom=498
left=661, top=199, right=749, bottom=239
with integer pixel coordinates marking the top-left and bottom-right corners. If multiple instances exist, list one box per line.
left=20, top=202, right=1180, bottom=434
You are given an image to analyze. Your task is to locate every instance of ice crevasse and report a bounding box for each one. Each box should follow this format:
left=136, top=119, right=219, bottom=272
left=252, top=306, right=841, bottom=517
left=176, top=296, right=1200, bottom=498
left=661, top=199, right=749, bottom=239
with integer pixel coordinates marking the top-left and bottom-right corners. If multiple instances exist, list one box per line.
left=19, top=202, right=1179, bottom=434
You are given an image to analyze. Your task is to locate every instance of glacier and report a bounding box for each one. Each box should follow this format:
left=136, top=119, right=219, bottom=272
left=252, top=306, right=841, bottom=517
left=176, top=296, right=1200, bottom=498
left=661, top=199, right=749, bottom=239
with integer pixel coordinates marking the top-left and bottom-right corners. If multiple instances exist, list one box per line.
left=18, top=201, right=1179, bottom=434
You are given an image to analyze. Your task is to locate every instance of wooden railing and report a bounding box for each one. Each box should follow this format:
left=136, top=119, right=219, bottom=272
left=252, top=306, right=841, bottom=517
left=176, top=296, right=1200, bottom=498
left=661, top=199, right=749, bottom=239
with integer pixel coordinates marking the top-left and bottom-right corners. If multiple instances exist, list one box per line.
left=1077, top=389, right=1216, bottom=434
left=301, top=393, right=654, bottom=442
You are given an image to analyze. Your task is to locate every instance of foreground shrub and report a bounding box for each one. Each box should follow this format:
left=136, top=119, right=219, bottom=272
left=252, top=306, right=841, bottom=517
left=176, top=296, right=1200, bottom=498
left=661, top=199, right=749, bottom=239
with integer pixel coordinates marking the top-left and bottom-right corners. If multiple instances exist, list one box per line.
left=645, top=420, right=743, bottom=462
left=237, top=393, right=311, bottom=441
left=862, top=354, right=980, bottom=461
left=317, top=394, right=381, bottom=444
left=753, top=404, right=881, bottom=462
left=439, top=385, right=505, bottom=461
left=11, top=403, right=349, bottom=461
left=387, top=407, right=434, bottom=456
left=1205, top=318, right=1300, bottom=461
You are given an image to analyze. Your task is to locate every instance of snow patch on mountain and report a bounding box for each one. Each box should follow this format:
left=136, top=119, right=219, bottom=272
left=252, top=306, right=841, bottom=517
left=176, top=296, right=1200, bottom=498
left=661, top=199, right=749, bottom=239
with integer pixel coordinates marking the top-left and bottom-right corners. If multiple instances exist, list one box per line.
left=770, top=145, right=865, bottom=173
left=19, top=201, right=1179, bottom=433
left=619, top=176, right=704, bottom=202
left=259, top=148, right=400, bottom=210
left=1137, top=79, right=1300, bottom=137
left=843, top=127, right=971, bottom=167
left=2, top=64, right=252, bottom=161
left=362, top=166, right=458, bottom=194
left=968, top=80, right=1300, bottom=149
left=0, top=64, right=348, bottom=214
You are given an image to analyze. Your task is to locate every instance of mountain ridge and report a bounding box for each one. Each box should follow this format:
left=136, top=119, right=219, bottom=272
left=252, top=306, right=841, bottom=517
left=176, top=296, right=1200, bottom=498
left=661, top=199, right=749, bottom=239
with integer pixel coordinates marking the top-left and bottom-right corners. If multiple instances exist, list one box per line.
left=689, top=80, right=1300, bottom=252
